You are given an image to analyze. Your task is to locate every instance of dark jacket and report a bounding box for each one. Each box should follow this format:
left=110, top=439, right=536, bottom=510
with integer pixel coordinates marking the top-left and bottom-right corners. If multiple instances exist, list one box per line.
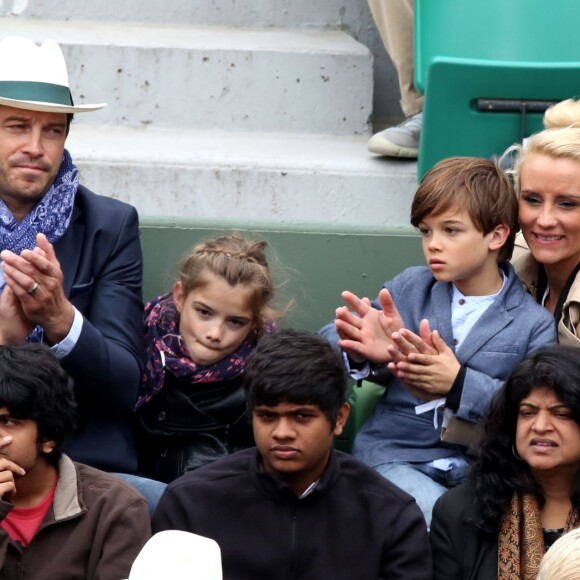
left=430, top=481, right=497, bottom=580
left=0, top=455, right=151, bottom=579
left=55, top=185, right=144, bottom=473
left=153, top=447, right=432, bottom=580
left=136, top=372, right=254, bottom=483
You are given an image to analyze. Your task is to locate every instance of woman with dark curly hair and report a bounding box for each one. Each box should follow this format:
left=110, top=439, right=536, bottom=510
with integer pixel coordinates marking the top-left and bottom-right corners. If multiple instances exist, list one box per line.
left=430, top=345, right=580, bottom=579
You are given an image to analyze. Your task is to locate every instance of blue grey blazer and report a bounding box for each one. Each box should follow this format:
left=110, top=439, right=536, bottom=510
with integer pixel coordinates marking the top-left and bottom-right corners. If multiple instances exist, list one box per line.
left=320, top=264, right=556, bottom=466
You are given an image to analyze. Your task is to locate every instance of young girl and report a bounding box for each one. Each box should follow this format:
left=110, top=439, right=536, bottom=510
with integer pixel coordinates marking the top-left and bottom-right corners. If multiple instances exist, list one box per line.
left=135, top=234, right=279, bottom=483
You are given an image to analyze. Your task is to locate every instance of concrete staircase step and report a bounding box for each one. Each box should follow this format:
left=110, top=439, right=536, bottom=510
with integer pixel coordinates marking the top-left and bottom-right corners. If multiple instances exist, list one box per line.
left=66, top=125, right=418, bottom=227
left=0, top=18, right=372, bottom=135
left=5, top=0, right=359, bottom=29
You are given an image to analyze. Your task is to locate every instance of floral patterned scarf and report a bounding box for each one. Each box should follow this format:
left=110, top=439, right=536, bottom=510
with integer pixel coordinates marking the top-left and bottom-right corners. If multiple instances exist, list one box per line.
left=498, top=491, right=580, bottom=579
left=136, top=292, right=275, bottom=409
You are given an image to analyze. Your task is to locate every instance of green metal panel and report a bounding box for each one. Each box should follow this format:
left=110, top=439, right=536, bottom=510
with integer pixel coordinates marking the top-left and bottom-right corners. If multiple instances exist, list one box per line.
left=140, top=217, right=424, bottom=332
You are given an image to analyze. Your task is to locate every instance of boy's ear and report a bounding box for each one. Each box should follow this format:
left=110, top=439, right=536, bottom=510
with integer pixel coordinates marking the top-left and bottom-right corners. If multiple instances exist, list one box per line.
left=172, top=281, right=184, bottom=313
left=332, top=402, right=350, bottom=437
left=488, top=224, right=510, bottom=252
left=41, top=439, right=56, bottom=454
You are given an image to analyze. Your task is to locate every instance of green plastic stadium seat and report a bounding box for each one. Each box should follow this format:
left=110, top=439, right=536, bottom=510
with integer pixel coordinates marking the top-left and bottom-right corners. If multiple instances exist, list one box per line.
left=334, top=380, right=385, bottom=454
left=415, top=0, right=580, bottom=179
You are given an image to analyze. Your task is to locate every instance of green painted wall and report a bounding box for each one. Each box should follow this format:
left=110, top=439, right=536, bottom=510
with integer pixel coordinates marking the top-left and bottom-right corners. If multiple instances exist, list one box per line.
left=140, top=217, right=424, bottom=332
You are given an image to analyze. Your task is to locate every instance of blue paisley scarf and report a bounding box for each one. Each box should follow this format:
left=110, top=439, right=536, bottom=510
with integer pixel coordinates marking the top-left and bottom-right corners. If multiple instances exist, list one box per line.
left=136, top=292, right=276, bottom=409
left=0, top=149, right=79, bottom=342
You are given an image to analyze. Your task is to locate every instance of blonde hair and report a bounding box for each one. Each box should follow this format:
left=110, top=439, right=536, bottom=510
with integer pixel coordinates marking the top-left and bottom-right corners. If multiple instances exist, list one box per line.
left=506, top=127, right=580, bottom=195
left=538, top=528, right=580, bottom=580
left=178, top=234, right=280, bottom=329
left=544, top=99, right=580, bottom=130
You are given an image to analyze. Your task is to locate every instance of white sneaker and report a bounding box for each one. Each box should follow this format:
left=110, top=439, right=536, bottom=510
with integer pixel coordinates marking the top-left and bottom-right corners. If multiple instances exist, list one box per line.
left=367, top=112, right=422, bottom=158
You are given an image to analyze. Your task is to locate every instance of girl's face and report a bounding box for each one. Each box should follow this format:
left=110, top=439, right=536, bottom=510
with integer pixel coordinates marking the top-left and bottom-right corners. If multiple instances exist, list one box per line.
left=173, top=273, right=255, bottom=366
left=515, top=386, right=580, bottom=483
left=519, top=153, right=580, bottom=280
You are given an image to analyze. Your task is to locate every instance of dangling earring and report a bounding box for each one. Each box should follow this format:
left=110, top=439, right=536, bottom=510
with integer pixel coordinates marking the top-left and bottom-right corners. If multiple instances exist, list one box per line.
left=512, top=444, right=523, bottom=461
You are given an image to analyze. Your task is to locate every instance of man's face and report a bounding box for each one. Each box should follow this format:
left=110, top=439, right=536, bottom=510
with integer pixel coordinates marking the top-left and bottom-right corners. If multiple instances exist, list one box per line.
left=253, top=401, right=349, bottom=495
left=0, top=105, right=67, bottom=220
left=0, top=406, right=54, bottom=475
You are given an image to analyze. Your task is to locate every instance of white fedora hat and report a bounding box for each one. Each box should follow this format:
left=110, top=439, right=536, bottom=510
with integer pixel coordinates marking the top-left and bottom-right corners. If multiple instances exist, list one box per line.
left=125, top=530, right=223, bottom=580
left=0, top=36, right=106, bottom=113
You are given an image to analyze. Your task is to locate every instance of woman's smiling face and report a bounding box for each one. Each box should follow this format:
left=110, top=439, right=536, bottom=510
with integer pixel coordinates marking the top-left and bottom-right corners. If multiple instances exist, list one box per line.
left=519, top=153, right=580, bottom=280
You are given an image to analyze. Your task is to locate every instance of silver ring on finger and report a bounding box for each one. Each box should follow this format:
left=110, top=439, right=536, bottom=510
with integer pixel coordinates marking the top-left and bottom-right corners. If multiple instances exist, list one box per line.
left=27, top=281, right=40, bottom=294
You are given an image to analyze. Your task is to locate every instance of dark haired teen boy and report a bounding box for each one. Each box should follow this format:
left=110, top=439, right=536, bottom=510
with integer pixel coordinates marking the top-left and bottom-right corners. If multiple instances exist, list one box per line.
left=320, top=157, right=557, bottom=527
left=153, top=329, right=432, bottom=580
left=0, top=344, right=150, bottom=579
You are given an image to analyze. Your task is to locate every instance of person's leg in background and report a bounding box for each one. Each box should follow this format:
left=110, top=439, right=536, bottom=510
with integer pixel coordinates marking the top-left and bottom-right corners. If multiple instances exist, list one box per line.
left=114, top=473, right=167, bottom=518
left=367, top=0, right=423, bottom=158
left=374, top=462, right=445, bottom=529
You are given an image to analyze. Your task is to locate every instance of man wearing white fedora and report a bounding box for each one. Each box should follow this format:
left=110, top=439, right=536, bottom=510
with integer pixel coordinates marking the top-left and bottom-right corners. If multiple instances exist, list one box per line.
left=0, top=35, right=165, bottom=509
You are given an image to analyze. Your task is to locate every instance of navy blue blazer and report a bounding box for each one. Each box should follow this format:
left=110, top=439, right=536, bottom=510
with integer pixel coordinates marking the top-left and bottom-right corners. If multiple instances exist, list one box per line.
left=54, top=185, right=144, bottom=473
left=431, top=482, right=498, bottom=579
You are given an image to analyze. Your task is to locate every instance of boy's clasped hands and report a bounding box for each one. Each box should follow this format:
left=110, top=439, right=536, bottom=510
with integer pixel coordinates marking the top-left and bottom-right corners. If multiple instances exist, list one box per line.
left=335, top=288, right=460, bottom=401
